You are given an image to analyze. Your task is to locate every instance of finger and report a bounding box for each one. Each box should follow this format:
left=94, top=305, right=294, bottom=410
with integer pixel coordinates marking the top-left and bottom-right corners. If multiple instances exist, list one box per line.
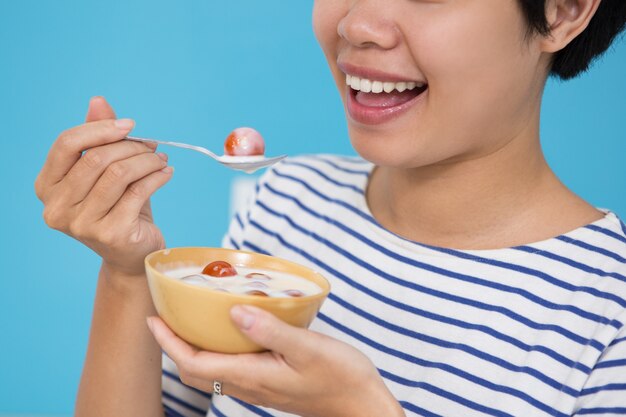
left=106, top=164, right=174, bottom=222
left=55, top=140, right=161, bottom=206
left=147, top=317, right=200, bottom=364
left=230, top=305, right=313, bottom=363
left=85, top=96, right=116, bottom=122
left=147, top=317, right=268, bottom=389
left=80, top=152, right=170, bottom=220
left=38, top=118, right=136, bottom=193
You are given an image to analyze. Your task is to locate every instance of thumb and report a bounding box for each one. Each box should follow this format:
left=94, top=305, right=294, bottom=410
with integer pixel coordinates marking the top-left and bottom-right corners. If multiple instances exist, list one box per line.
left=231, top=305, right=311, bottom=358
left=85, top=96, right=117, bottom=122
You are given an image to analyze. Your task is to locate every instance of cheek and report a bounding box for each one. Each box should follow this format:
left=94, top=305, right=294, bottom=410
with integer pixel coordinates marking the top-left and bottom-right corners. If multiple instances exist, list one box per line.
left=409, top=5, right=539, bottom=145
left=312, top=0, right=340, bottom=53
left=313, top=1, right=349, bottom=93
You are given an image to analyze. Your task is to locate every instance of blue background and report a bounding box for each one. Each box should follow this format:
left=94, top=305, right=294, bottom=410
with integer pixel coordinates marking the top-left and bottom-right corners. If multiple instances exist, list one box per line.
left=0, top=1, right=624, bottom=415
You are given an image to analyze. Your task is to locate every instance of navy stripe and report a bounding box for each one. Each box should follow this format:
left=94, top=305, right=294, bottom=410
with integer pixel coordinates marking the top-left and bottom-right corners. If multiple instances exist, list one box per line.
left=388, top=240, right=625, bottom=321
left=210, top=402, right=227, bottom=417
left=556, top=235, right=626, bottom=263
left=318, top=310, right=574, bottom=413
left=163, top=369, right=212, bottom=399
left=273, top=169, right=376, bottom=223
left=232, top=397, right=275, bottom=417
left=310, top=239, right=588, bottom=372
left=400, top=401, right=445, bottom=417
left=163, top=391, right=207, bottom=416
left=324, top=294, right=580, bottom=396
left=621, top=220, right=626, bottom=237
left=586, top=224, right=626, bottom=245
left=580, top=383, right=626, bottom=396
left=245, top=218, right=598, bottom=350
left=163, top=403, right=187, bottom=417
left=435, top=244, right=626, bottom=313
left=378, top=369, right=516, bottom=417
left=267, top=174, right=620, bottom=330
left=576, top=407, right=626, bottom=415
left=235, top=212, right=244, bottom=230
left=609, top=336, right=626, bottom=347
left=595, top=358, right=626, bottom=369
left=228, top=236, right=240, bottom=250
left=308, top=155, right=371, bottom=176
left=281, top=160, right=365, bottom=195
left=245, top=242, right=269, bottom=255
left=419, top=239, right=626, bottom=318
left=513, top=245, right=626, bottom=286
left=253, top=194, right=603, bottom=349
left=243, top=233, right=582, bottom=397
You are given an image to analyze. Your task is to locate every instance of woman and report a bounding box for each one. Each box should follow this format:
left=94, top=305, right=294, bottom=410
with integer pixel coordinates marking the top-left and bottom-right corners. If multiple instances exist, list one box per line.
left=35, top=0, right=626, bottom=416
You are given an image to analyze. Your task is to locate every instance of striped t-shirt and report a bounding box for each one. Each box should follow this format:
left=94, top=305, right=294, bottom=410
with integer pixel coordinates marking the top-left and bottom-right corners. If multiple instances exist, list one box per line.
left=162, top=155, right=626, bottom=417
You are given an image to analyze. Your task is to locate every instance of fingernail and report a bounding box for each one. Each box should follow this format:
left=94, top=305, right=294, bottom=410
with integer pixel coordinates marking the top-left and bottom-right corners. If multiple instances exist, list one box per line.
left=161, top=166, right=174, bottom=174
left=157, top=152, right=168, bottom=161
left=231, top=305, right=256, bottom=330
left=115, top=118, right=135, bottom=131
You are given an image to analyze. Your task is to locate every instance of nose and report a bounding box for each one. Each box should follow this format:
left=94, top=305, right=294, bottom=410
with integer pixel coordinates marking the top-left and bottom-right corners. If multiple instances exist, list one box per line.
left=337, top=1, right=400, bottom=50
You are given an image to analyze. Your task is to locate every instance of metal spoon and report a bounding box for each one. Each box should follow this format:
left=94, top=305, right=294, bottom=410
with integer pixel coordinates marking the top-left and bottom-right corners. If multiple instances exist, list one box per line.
left=126, top=136, right=286, bottom=174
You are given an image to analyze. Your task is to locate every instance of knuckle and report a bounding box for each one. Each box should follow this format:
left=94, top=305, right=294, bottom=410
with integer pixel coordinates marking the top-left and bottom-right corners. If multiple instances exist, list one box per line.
left=96, top=120, right=117, bottom=138
left=56, top=130, right=75, bottom=152
left=177, top=360, right=195, bottom=382
left=126, top=181, right=145, bottom=199
left=34, top=175, right=44, bottom=200
left=178, top=371, right=193, bottom=386
left=67, top=220, right=81, bottom=239
left=81, top=149, right=104, bottom=170
left=98, top=229, right=118, bottom=247
left=105, top=161, right=128, bottom=182
left=43, top=205, right=63, bottom=230
left=132, top=140, right=155, bottom=153
left=67, top=216, right=88, bottom=240
left=255, top=318, right=277, bottom=343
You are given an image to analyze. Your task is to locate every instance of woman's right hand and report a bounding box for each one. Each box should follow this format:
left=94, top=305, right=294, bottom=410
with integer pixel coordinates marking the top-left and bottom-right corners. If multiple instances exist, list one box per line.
left=35, top=97, right=174, bottom=277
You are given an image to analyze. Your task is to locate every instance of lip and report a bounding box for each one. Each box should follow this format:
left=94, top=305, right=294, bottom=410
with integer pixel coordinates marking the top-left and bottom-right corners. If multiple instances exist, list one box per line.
left=338, top=62, right=424, bottom=84
left=346, top=86, right=426, bottom=125
left=338, top=62, right=427, bottom=125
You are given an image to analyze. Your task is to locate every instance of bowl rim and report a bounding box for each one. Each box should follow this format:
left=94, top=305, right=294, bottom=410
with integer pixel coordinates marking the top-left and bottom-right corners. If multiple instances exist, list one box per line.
left=145, top=246, right=331, bottom=302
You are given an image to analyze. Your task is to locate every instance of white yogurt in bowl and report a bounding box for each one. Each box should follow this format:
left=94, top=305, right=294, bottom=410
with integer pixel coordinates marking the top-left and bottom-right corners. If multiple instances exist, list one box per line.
left=165, top=265, right=322, bottom=298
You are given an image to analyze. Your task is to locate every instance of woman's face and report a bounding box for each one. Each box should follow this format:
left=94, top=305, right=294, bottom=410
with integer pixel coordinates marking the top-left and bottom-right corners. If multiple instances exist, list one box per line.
left=313, top=0, right=549, bottom=168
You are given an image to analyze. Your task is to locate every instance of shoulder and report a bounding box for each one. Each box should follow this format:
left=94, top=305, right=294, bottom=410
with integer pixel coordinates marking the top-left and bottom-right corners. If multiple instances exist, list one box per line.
left=563, top=211, right=626, bottom=310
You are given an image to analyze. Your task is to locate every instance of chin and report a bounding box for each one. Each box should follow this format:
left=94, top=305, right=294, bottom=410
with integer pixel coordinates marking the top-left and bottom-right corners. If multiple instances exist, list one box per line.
left=347, top=127, right=431, bottom=169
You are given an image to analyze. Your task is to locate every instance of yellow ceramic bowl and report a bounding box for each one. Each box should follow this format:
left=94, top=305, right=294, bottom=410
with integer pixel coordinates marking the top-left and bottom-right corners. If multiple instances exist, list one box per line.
left=145, top=247, right=330, bottom=353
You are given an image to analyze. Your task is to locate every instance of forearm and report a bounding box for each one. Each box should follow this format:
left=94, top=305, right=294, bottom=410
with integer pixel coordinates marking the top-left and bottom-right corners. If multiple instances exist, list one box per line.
left=75, top=263, right=163, bottom=417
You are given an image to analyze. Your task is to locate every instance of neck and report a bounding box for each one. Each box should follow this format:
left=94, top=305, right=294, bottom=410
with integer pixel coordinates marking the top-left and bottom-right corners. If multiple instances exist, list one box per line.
left=366, top=129, right=601, bottom=250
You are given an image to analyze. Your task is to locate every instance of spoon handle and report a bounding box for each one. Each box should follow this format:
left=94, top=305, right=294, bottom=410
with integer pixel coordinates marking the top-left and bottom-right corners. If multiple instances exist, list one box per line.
left=125, top=136, right=219, bottom=159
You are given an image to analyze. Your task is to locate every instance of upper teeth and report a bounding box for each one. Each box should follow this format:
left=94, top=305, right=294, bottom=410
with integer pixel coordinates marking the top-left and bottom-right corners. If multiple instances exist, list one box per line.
left=346, top=74, right=424, bottom=94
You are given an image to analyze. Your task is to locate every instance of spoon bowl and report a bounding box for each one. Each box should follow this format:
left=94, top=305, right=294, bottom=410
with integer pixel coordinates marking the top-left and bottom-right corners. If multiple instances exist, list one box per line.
left=126, top=136, right=286, bottom=174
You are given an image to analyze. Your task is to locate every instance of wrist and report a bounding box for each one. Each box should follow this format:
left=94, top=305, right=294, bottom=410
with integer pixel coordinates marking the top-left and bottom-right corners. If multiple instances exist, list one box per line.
left=100, top=261, right=149, bottom=296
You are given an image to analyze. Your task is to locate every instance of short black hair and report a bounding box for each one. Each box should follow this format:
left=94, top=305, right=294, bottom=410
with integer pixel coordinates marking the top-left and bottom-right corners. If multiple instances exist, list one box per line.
left=517, top=0, right=626, bottom=79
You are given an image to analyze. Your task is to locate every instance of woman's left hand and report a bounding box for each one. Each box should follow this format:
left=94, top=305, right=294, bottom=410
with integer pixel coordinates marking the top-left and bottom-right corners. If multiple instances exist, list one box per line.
left=147, top=305, right=405, bottom=417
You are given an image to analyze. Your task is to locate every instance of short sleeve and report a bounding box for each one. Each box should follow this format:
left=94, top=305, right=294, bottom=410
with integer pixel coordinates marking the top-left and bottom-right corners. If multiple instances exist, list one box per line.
left=574, top=317, right=626, bottom=416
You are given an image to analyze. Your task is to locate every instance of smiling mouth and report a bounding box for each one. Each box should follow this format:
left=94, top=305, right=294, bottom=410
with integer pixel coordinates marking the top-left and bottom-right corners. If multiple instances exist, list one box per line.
left=346, top=74, right=428, bottom=108
left=344, top=73, right=428, bottom=124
